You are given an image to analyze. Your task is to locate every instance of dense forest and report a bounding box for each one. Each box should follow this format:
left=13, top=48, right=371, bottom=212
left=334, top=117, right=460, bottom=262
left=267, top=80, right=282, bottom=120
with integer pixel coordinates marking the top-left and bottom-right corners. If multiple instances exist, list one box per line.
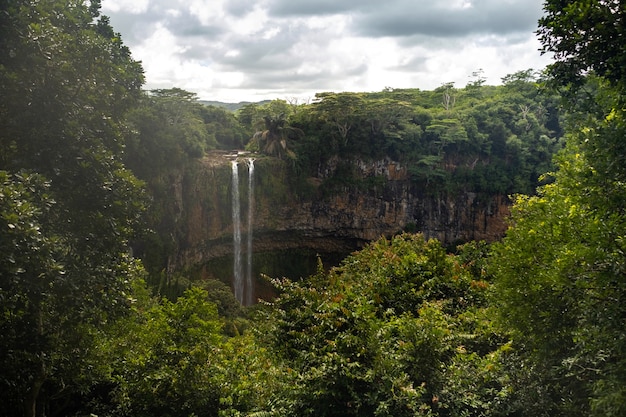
left=125, top=71, right=563, bottom=195
left=127, top=74, right=566, bottom=290
left=1, top=1, right=625, bottom=417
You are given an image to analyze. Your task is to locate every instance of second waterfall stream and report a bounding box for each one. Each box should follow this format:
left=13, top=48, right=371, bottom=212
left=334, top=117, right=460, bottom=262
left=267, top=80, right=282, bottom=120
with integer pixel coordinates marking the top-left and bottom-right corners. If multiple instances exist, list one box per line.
left=231, top=158, right=255, bottom=306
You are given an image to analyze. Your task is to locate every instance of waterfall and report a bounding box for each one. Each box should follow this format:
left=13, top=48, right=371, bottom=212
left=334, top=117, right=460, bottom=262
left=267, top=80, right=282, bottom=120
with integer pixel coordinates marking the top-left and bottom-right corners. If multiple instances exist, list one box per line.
left=231, top=157, right=255, bottom=306
left=245, top=158, right=255, bottom=306
left=231, top=161, right=243, bottom=303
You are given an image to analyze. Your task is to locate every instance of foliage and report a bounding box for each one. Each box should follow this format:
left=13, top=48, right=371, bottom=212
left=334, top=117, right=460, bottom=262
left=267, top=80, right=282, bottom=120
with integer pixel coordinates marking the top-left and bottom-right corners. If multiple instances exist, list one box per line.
left=539, top=0, right=626, bottom=89
left=0, top=172, right=83, bottom=416
left=103, top=286, right=224, bottom=417
left=2, top=1, right=619, bottom=417
left=247, top=113, right=302, bottom=160
left=491, top=3, right=626, bottom=415
left=124, top=87, right=249, bottom=179
left=215, top=333, right=286, bottom=417
left=123, top=89, right=250, bottom=279
left=202, top=105, right=249, bottom=150
left=124, top=89, right=211, bottom=177
left=131, top=79, right=564, bottom=295
left=277, top=77, right=564, bottom=196
left=491, top=104, right=626, bottom=417
left=78, top=283, right=280, bottom=417
left=0, top=1, right=147, bottom=416
left=257, top=234, right=509, bottom=417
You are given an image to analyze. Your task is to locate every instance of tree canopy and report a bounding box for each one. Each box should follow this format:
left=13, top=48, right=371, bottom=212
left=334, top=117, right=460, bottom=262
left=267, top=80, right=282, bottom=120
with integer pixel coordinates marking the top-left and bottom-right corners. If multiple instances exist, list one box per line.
left=539, top=0, right=626, bottom=89
left=2, top=0, right=626, bottom=416
left=0, top=1, right=146, bottom=415
left=490, top=2, right=626, bottom=416
left=257, top=235, right=507, bottom=417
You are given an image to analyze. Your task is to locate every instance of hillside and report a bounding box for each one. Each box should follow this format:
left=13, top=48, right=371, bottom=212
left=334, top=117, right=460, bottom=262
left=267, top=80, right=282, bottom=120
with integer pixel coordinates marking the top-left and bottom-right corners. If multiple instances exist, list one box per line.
left=198, top=99, right=272, bottom=111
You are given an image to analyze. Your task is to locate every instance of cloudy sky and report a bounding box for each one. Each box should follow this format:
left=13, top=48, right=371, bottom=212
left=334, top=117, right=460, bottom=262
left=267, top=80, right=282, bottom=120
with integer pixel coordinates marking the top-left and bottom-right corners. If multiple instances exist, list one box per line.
left=101, top=0, right=553, bottom=103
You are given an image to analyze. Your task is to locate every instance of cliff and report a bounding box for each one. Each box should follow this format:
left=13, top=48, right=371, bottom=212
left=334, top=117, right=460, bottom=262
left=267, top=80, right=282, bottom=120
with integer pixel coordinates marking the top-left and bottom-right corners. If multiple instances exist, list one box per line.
left=167, top=151, right=509, bottom=274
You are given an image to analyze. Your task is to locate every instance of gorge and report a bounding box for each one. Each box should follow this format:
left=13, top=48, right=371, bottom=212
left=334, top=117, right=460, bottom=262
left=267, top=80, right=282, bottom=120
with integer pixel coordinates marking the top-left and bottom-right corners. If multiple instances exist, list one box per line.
left=122, top=84, right=563, bottom=304
left=164, top=151, right=510, bottom=301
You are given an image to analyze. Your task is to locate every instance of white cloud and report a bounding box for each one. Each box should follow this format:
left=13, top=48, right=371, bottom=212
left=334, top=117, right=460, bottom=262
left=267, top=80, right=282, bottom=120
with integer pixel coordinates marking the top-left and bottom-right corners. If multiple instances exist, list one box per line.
left=101, top=0, right=149, bottom=14
left=101, top=0, right=552, bottom=102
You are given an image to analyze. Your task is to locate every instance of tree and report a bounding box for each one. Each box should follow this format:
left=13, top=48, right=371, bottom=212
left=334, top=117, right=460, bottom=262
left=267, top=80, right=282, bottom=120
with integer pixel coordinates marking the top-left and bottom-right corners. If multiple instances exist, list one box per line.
left=440, top=82, right=456, bottom=113
left=538, top=0, right=626, bottom=89
left=491, top=133, right=626, bottom=416
left=201, top=105, right=248, bottom=150
left=490, top=3, right=626, bottom=415
left=249, top=113, right=303, bottom=159
left=0, top=172, right=69, bottom=417
left=105, top=287, right=224, bottom=417
left=362, top=98, right=412, bottom=136
left=466, top=68, right=486, bottom=91
left=501, top=69, right=537, bottom=87
left=236, top=103, right=262, bottom=132
left=124, top=88, right=215, bottom=179
left=259, top=234, right=509, bottom=417
left=312, top=93, right=365, bottom=146
left=0, top=1, right=147, bottom=415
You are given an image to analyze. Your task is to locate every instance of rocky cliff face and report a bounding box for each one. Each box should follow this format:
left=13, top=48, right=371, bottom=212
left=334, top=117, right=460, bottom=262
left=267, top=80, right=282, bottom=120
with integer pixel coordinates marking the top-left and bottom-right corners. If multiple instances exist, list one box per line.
left=168, top=152, right=509, bottom=273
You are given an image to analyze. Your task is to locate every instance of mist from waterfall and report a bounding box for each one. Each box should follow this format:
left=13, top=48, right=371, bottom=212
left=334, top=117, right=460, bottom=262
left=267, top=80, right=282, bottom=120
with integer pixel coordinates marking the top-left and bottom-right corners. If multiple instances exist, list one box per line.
left=245, top=158, right=255, bottom=306
left=231, top=161, right=243, bottom=304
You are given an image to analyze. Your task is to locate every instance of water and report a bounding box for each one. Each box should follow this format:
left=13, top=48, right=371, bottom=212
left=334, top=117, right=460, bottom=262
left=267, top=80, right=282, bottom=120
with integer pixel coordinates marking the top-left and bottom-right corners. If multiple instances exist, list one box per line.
left=245, top=158, right=255, bottom=306
left=231, top=161, right=243, bottom=303
left=231, top=158, right=255, bottom=306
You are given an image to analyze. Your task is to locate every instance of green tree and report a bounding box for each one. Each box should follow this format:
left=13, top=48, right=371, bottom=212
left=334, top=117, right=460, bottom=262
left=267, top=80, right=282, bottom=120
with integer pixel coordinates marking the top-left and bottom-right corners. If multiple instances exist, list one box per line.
left=0, top=1, right=146, bottom=416
left=491, top=133, right=626, bottom=416
left=490, top=3, right=626, bottom=415
left=538, top=0, right=626, bottom=88
left=105, top=287, right=224, bottom=417
left=124, top=88, right=217, bottom=179
left=122, top=89, right=225, bottom=282
left=248, top=113, right=303, bottom=159
left=259, top=234, right=509, bottom=417
left=149, top=88, right=215, bottom=155
left=312, top=93, right=365, bottom=146
left=236, top=103, right=262, bottom=133
left=201, top=105, right=248, bottom=149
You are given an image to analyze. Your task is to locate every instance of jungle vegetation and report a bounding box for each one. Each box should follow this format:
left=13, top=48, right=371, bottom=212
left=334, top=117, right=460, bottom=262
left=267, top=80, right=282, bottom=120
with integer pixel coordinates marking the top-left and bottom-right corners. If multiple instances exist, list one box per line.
left=1, top=1, right=624, bottom=416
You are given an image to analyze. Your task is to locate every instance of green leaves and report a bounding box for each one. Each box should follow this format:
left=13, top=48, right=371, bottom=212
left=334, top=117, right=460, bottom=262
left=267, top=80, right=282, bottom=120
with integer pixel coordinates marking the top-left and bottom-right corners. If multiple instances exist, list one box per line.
left=491, top=69, right=626, bottom=416
left=106, top=287, right=224, bottom=417
left=0, top=171, right=105, bottom=416
left=539, top=0, right=626, bottom=89
left=0, top=1, right=148, bottom=415
left=248, top=113, right=303, bottom=160
left=259, top=234, right=507, bottom=417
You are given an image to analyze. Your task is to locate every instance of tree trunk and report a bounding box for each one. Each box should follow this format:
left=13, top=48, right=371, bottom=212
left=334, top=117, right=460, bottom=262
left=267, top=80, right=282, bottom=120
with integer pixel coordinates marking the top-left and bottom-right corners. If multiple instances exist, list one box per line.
left=26, top=368, right=45, bottom=417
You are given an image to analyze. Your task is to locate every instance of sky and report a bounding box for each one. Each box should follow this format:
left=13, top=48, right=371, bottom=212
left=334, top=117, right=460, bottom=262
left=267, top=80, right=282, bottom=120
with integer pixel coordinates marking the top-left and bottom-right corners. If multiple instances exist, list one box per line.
left=101, top=0, right=553, bottom=103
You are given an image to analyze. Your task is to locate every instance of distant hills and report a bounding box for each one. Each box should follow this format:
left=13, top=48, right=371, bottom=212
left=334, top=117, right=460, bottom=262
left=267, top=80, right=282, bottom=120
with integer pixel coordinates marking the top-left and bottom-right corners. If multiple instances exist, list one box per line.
left=199, top=100, right=272, bottom=111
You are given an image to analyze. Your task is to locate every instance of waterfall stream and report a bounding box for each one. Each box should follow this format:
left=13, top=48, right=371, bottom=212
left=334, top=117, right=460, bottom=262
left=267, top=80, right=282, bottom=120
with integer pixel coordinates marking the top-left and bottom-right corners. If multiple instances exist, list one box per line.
left=245, top=158, right=255, bottom=306
left=231, top=157, right=255, bottom=306
left=231, top=161, right=243, bottom=303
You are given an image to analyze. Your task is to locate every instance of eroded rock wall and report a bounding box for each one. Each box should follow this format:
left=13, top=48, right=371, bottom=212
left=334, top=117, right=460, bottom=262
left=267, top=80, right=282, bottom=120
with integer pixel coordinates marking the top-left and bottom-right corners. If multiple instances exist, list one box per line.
left=168, top=153, right=509, bottom=271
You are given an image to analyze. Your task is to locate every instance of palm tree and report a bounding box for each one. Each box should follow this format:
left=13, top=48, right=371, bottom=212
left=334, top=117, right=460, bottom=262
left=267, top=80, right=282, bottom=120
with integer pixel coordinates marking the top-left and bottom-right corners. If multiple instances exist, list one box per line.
left=251, top=114, right=302, bottom=159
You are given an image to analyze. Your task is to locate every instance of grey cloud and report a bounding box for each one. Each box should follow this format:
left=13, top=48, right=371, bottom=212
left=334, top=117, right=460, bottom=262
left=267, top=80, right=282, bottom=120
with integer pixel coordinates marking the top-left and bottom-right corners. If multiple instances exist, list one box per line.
left=240, top=68, right=333, bottom=88
left=217, top=30, right=302, bottom=71
left=389, top=55, right=429, bottom=73
left=239, top=61, right=368, bottom=91
left=104, top=1, right=229, bottom=46
left=351, top=0, right=544, bottom=38
left=225, top=0, right=254, bottom=17
left=101, top=0, right=549, bottom=101
left=103, top=10, right=155, bottom=45
left=265, top=0, right=378, bottom=17
left=170, top=17, right=224, bottom=39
